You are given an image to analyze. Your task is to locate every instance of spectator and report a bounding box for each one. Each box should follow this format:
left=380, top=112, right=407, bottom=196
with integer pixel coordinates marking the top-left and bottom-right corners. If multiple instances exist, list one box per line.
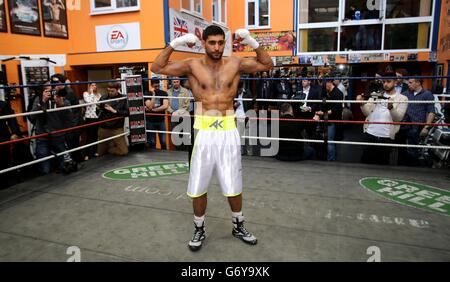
left=51, top=74, right=83, bottom=163
left=395, top=68, right=409, bottom=94
left=275, top=103, right=315, bottom=161
left=29, top=83, right=73, bottom=174
left=145, top=79, right=169, bottom=150
left=167, top=77, right=191, bottom=116
left=97, top=82, right=129, bottom=156
left=83, top=83, right=101, bottom=161
left=357, top=72, right=408, bottom=165
left=397, top=76, right=435, bottom=166
left=274, top=75, right=291, bottom=109
left=314, top=77, right=343, bottom=161
left=167, top=77, right=191, bottom=151
left=0, top=99, right=21, bottom=186
left=234, top=80, right=254, bottom=156
left=256, top=72, right=272, bottom=110
left=292, top=75, right=322, bottom=139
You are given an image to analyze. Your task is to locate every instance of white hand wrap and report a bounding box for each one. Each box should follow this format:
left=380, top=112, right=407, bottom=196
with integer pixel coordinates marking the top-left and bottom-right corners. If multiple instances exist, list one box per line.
left=235, top=29, right=260, bottom=49
left=169, top=34, right=199, bottom=49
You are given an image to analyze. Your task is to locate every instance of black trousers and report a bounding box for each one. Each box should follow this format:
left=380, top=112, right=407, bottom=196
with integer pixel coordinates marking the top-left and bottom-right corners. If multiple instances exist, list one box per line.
left=361, top=133, right=393, bottom=165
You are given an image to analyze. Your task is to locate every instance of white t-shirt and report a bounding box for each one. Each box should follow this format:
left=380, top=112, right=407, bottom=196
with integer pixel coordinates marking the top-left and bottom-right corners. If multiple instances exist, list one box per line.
left=366, top=94, right=392, bottom=138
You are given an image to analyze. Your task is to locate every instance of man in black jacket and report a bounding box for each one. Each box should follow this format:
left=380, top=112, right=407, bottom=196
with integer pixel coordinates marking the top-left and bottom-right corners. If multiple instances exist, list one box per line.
left=30, top=83, right=73, bottom=174
left=0, top=100, right=22, bottom=186
left=51, top=74, right=83, bottom=163
left=97, top=82, right=129, bottom=156
left=292, top=76, right=322, bottom=138
left=314, top=77, right=343, bottom=161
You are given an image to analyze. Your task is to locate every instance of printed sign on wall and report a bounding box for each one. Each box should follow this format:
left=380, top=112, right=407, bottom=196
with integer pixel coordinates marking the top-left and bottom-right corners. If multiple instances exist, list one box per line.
left=96, top=22, right=141, bottom=52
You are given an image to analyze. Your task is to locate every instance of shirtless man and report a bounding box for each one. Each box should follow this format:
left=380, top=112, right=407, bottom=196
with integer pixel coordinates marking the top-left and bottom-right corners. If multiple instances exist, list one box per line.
left=151, top=25, right=273, bottom=251
left=43, top=0, right=65, bottom=23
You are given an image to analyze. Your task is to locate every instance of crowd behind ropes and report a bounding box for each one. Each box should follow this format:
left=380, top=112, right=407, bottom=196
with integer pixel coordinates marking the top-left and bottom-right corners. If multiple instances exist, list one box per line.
left=1, top=67, right=449, bottom=188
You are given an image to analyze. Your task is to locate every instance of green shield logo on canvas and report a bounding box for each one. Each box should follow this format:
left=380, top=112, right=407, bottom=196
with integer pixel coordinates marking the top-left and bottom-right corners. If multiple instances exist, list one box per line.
left=103, top=162, right=189, bottom=180
left=359, top=177, right=450, bottom=216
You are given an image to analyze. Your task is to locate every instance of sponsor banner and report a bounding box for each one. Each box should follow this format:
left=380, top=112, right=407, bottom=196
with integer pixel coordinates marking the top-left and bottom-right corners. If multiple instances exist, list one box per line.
left=360, top=177, right=450, bottom=216
left=233, top=31, right=296, bottom=52
left=96, top=22, right=141, bottom=52
left=361, top=53, right=385, bottom=62
left=125, top=76, right=146, bottom=145
left=169, top=8, right=232, bottom=56
left=103, top=161, right=190, bottom=180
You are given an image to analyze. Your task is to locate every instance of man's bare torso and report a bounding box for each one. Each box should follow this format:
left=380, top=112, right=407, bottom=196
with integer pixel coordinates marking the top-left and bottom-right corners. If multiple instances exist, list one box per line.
left=187, top=57, right=241, bottom=116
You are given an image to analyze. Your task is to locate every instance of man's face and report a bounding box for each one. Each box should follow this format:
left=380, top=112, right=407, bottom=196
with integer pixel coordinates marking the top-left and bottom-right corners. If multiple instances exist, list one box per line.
left=173, top=80, right=180, bottom=89
left=107, top=87, right=119, bottom=97
left=151, top=83, right=160, bottom=91
left=203, top=35, right=225, bottom=61
left=395, top=72, right=403, bottom=85
left=325, top=81, right=334, bottom=92
left=302, top=80, right=311, bottom=88
left=408, top=79, right=420, bottom=91
left=383, top=79, right=396, bottom=92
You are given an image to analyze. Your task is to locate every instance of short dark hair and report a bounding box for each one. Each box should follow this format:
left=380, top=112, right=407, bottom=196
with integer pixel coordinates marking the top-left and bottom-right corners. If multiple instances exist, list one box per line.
left=51, top=73, right=66, bottom=83
left=107, top=82, right=121, bottom=89
left=280, top=103, right=293, bottom=114
left=202, top=25, right=225, bottom=41
left=410, top=75, right=423, bottom=85
left=150, top=79, right=160, bottom=86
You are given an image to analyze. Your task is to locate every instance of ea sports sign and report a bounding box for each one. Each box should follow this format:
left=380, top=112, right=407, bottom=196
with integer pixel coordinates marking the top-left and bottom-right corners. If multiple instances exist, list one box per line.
left=96, top=22, right=141, bottom=52
left=107, top=26, right=128, bottom=50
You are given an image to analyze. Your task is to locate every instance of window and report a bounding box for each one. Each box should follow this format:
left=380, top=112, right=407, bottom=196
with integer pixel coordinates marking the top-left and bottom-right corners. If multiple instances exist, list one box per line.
left=246, top=0, right=270, bottom=28
left=341, top=25, right=382, bottom=51
left=384, top=23, right=430, bottom=49
left=90, top=0, right=139, bottom=15
left=181, top=0, right=203, bottom=16
left=386, top=0, right=432, bottom=18
left=213, top=0, right=227, bottom=23
left=298, top=28, right=337, bottom=52
left=297, top=0, right=435, bottom=54
left=344, top=0, right=381, bottom=21
left=299, top=0, right=339, bottom=24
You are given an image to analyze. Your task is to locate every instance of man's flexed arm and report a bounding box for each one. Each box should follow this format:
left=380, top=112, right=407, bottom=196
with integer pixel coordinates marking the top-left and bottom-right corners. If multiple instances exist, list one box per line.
left=151, top=34, right=199, bottom=76
left=236, top=29, right=273, bottom=74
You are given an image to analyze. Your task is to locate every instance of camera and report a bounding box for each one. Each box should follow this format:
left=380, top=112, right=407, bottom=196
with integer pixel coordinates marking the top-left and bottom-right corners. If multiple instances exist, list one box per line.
left=363, top=80, right=387, bottom=100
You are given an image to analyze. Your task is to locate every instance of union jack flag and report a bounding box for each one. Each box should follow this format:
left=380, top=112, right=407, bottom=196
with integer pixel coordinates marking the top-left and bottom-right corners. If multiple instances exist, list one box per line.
left=173, top=17, right=188, bottom=38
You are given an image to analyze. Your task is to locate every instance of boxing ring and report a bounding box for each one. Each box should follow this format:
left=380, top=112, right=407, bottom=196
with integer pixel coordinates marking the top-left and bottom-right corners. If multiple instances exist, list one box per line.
left=0, top=76, right=449, bottom=262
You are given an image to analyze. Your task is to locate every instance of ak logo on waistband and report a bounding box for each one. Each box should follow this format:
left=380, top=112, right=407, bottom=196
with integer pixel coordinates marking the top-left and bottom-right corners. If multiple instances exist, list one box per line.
left=210, top=120, right=224, bottom=129
left=360, top=177, right=450, bottom=216
left=103, top=162, right=189, bottom=180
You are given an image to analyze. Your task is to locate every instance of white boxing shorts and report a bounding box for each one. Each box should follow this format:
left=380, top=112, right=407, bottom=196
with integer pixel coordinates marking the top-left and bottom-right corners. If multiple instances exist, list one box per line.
left=187, top=115, right=243, bottom=198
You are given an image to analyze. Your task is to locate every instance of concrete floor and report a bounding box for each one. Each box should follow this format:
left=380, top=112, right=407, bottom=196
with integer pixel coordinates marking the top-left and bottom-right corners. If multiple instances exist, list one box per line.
left=0, top=150, right=449, bottom=262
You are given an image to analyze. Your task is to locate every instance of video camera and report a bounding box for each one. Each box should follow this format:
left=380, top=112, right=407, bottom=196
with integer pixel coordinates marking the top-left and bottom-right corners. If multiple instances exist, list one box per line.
left=363, top=79, right=386, bottom=100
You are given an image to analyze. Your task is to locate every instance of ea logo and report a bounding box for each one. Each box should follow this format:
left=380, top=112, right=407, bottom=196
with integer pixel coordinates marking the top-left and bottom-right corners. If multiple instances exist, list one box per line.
left=107, top=25, right=128, bottom=50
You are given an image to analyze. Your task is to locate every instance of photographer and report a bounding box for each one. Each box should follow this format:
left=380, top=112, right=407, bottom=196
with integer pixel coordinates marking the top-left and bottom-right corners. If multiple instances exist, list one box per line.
left=29, top=82, right=73, bottom=174
left=357, top=72, right=408, bottom=165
